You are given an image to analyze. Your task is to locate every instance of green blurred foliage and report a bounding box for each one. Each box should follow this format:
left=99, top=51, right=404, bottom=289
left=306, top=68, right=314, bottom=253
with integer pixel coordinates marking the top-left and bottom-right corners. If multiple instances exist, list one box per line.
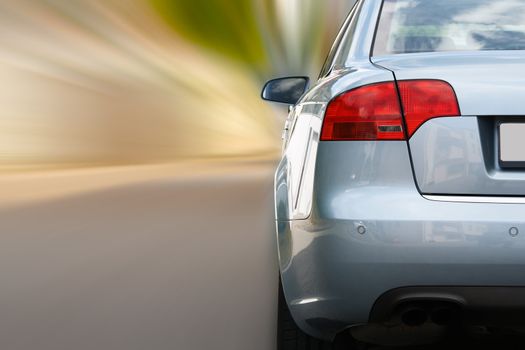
left=151, top=0, right=269, bottom=71
left=150, top=0, right=355, bottom=79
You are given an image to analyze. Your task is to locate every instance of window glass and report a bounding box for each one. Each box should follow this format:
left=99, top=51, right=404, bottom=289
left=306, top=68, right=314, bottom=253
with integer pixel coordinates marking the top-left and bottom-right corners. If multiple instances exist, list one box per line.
left=374, top=0, right=525, bottom=56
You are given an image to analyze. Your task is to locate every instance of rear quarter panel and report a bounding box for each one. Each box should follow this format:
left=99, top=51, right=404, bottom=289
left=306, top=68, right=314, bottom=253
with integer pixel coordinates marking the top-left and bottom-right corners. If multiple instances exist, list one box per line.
left=274, top=64, right=395, bottom=222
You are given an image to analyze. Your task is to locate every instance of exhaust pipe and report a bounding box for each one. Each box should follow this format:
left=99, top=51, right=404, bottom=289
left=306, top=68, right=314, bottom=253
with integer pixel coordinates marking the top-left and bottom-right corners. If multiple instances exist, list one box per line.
left=401, top=308, right=428, bottom=327
left=430, top=307, right=457, bottom=326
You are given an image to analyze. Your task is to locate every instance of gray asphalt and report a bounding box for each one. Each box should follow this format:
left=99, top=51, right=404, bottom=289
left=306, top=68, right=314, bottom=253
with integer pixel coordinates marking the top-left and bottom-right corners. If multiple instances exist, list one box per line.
left=0, top=161, right=278, bottom=350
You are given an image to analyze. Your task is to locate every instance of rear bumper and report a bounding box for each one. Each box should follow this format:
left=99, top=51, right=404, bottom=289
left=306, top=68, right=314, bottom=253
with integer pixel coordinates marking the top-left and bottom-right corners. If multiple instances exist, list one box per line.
left=278, top=193, right=525, bottom=340
left=276, top=141, right=525, bottom=340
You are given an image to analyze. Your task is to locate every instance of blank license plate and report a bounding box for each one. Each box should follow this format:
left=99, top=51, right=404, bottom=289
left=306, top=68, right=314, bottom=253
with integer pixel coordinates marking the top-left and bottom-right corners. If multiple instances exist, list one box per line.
left=500, top=123, right=525, bottom=166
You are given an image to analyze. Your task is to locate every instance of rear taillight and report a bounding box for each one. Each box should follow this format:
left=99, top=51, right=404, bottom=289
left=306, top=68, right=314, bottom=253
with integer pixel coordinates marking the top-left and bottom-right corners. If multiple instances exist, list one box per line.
left=320, top=80, right=460, bottom=141
left=320, top=82, right=404, bottom=141
left=398, top=80, right=460, bottom=137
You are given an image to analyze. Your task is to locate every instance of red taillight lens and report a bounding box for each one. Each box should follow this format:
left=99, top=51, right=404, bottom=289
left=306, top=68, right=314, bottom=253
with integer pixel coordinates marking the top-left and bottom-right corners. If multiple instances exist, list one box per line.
left=320, top=82, right=404, bottom=141
left=398, top=80, right=460, bottom=137
left=320, top=80, right=460, bottom=141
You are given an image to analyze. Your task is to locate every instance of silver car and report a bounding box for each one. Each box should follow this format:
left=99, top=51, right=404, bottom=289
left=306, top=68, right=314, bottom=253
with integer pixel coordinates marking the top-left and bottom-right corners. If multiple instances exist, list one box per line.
left=262, top=0, right=525, bottom=348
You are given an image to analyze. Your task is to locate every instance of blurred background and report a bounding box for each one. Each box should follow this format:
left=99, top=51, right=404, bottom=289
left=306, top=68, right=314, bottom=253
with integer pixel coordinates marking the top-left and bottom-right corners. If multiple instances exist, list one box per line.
left=0, top=1, right=354, bottom=349
left=0, top=0, right=353, bottom=170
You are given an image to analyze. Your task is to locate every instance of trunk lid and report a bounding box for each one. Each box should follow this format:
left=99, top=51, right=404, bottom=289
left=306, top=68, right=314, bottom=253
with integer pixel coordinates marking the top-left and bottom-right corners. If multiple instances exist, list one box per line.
left=373, top=51, right=525, bottom=196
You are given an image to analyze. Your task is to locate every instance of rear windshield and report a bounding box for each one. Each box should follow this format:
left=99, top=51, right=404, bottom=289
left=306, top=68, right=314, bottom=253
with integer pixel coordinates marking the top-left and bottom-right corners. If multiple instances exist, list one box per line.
left=374, top=0, right=525, bottom=56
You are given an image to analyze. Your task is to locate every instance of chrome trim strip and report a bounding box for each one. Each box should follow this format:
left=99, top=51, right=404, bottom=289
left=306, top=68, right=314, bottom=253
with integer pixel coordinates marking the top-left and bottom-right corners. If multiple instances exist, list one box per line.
left=424, top=195, right=525, bottom=204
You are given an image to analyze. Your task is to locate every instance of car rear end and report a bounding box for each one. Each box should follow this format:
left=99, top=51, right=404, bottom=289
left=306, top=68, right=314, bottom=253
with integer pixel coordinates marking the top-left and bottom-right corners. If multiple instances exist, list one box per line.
left=277, top=0, right=525, bottom=345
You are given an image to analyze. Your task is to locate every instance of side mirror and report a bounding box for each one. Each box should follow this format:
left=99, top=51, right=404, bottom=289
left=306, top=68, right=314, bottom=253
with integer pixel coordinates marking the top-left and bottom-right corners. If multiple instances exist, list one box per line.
left=261, top=77, right=310, bottom=105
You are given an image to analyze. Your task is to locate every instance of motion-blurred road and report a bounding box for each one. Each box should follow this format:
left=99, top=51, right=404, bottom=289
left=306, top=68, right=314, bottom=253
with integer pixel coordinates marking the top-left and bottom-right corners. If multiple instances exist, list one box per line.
left=0, top=160, right=278, bottom=350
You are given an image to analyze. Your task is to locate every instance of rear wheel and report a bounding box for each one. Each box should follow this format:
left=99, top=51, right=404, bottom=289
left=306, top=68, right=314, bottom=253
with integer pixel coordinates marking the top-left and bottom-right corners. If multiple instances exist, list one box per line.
left=277, top=279, right=362, bottom=350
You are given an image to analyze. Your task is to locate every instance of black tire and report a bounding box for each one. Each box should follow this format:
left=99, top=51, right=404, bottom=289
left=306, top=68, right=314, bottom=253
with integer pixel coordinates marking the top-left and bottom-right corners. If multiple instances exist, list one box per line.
left=277, top=279, right=361, bottom=350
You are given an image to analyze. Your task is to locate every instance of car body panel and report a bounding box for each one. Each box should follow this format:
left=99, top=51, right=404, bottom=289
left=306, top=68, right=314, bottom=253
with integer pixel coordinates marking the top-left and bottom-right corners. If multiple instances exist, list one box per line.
left=275, top=62, right=395, bottom=221
left=372, top=51, right=525, bottom=117
left=278, top=142, right=525, bottom=340
left=410, top=117, right=525, bottom=196
left=346, top=0, right=382, bottom=60
left=373, top=51, right=525, bottom=195
left=272, top=0, right=525, bottom=342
